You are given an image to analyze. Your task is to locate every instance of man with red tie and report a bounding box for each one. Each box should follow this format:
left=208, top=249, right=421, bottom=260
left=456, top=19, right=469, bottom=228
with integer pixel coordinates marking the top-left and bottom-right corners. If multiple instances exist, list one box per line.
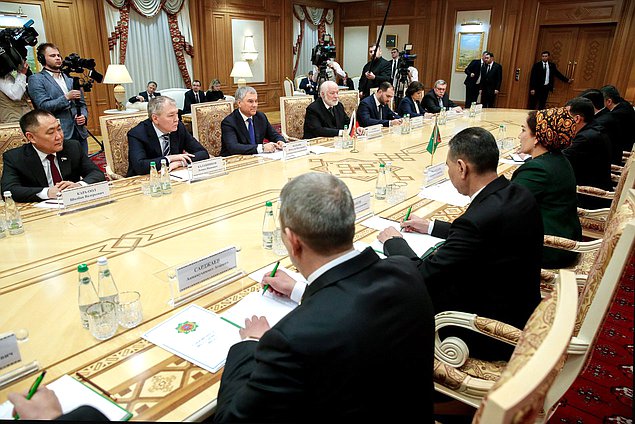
left=1, top=109, right=105, bottom=203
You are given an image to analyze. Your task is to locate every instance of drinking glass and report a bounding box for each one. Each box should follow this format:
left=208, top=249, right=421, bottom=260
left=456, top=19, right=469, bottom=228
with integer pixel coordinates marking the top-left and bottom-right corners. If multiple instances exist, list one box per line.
left=87, top=301, right=118, bottom=340
left=117, top=291, right=143, bottom=329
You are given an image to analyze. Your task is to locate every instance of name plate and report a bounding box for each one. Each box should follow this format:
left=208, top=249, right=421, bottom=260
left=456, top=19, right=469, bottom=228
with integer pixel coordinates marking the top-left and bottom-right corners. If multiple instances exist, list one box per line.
left=175, top=246, right=237, bottom=292
left=0, top=333, right=21, bottom=370
left=283, top=140, right=309, bottom=160
left=410, top=116, right=424, bottom=129
left=60, top=181, right=110, bottom=207
left=475, top=104, right=483, bottom=114
left=365, top=124, right=383, bottom=139
left=425, top=163, right=446, bottom=186
left=353, top=192, right=371, bottom=217
left=190, top=157, right=226, bottom=180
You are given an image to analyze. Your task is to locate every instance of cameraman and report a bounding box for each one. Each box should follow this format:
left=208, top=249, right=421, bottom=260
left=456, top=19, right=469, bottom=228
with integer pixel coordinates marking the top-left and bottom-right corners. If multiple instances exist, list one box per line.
left=27, top=43, right=89, bottom=153
left=0, top=59, right=32, bottom=122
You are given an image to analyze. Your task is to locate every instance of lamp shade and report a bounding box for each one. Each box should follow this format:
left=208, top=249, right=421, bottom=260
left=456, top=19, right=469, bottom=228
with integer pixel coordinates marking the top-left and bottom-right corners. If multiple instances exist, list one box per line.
left=103, top=64, right=133, bottom=84
left=241, top=35, right=258, bottom=61
left=230, top=61, right=253, bottom=79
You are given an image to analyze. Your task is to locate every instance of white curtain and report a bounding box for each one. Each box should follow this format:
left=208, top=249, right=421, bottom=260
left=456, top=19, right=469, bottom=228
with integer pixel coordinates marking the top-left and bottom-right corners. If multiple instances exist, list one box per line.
left=103, top=2, right=121, bottom=65
left=298, top=22, right=317, bottom=77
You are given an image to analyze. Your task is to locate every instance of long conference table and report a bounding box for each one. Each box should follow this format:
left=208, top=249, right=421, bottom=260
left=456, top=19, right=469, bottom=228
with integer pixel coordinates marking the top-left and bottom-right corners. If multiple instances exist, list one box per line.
left=0, top=109, right=528, bottom=421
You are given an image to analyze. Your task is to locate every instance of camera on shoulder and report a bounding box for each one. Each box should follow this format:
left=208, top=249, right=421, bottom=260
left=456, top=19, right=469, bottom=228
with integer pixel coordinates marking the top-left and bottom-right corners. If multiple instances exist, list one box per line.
left=61, top=53, right=103, bottom=92
left=311, top=33, right=336, bottom=68
left=0, top=19, right=38, bottom=77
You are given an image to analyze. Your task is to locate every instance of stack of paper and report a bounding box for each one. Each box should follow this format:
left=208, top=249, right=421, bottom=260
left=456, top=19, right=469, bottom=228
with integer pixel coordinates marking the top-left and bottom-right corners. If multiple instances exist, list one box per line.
left=359, top=216, right=445, bottom=257
left=419, top=180, right=470, bottom=207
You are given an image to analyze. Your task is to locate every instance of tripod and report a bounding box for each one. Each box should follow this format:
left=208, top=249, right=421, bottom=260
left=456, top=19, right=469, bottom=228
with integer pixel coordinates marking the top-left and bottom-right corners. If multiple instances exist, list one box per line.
left=70, top=76, right=104, bottom=156
left=315, top=64, right=330, bottom=93
left=394, top=68, right=410, bottom=112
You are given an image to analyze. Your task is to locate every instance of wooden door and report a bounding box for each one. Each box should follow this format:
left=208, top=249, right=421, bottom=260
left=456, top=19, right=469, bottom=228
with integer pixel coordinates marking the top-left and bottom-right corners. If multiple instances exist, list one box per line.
left=537, top=24, right=615, bottom=107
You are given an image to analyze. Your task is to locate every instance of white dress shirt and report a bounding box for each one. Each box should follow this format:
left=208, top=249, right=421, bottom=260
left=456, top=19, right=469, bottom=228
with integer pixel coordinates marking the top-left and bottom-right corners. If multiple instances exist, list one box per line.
left=0, top=72, right=27, bottom=100
left=33, top=146, right=87, bottom=199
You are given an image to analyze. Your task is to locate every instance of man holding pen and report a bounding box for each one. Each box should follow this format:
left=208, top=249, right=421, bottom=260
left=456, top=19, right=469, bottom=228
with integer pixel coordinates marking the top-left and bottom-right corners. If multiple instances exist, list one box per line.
left=214, top=172, right=435, bottom=423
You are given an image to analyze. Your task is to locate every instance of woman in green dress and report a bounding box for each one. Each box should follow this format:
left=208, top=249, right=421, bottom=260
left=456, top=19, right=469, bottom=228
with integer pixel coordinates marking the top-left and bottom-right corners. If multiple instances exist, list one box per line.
left=512, top=107, right=582, bottom=268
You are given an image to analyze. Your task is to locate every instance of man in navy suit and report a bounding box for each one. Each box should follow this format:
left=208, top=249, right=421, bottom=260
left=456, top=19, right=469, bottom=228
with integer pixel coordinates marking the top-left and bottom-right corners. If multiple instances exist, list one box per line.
left=182, top=79, right=207, bottom=114
left=220, top=86, right=285, bottom=156
left=298, top=71, right=317, bottom=97
left=128, top=81, right=161, bottom=104
left=303, top=81, right=351, bottom=139
left=28, top=43, right=90, bottom=153
left=126, top=96, right=209, bottom=176
left=1, top=110, right=105, bottom=203
left=479, top=52, right=503, bottom=108
left=463, top=51, right=487, bottom=108
left=529, top=51, right=572, bottom=110
left=357, top=82, right=401, bottom=127
left=596, top=85, right=635, bottom=165
left=423, top=80, right=462, bottom=113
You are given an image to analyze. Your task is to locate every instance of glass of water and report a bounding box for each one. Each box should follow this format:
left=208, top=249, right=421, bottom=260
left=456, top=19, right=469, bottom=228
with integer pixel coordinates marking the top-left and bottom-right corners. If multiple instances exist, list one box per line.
left=117, top=291, right=143, bottom=329
left=87, top=301, right=118, bottom=340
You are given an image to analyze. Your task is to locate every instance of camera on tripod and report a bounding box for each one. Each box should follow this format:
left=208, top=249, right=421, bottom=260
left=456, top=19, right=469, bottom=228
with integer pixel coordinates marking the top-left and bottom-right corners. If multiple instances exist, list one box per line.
left=397, top=44, right=417, bottom=76
left=0, top=19, right=38, bottom=77
left=61, top=53, right=103, bottom=92
left=310, top=33, right=336, bottom=68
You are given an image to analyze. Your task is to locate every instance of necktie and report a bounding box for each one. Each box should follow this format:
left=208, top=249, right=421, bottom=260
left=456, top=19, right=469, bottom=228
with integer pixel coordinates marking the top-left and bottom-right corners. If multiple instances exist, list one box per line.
left=392, top=60, right=397, bottom=79
left=439, top=97, right=443, bottom=108
left=487, top=64, right=491, bottom=74
left=195, top=92, right=199, bottom=103
left=46, top=154, right=62, bottom=184
left=161, top=133, right=170, bottom=156
left=378, top=105, right=382, bottom=120
left=247, top=118, right=256, bottom=145
left=329, top=107, right=335, bottom=118
left=544, top=63, right=549, bottom=85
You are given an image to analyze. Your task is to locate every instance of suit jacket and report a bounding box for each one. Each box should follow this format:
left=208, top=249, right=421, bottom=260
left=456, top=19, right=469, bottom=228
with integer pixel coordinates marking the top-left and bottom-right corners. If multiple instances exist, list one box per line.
left=298, top=77, right=317, bottom=96
left=529, top=61, right=568, bottom=92
left=512, top=151, right=582, bottom=268
left=57, top=405, right=109, bottom=421
left=396, top=95, right=424, bottom=117
left=27, top=71, right=88, bottom=140
left=357, top=94, right=400, bottom=127
left=562, top=122, right=613, bottom=209
left=126, top=119, right=209, bottom=176
left=422, top=89, right=457, bottom=113
left=220, top=109, right=285, bottom=156
left=303, top=99, right=350, bottom=139
left=205, top=90, right=225, bottom=102
left=358, top=57, right=391, bottom=98
left=480, top=62, right=503, bottom=93
left=341, top=77, right=355, bottom=91
left=383, top=176, right=542, bottom=361
left=183, top=89, right=206, bottom=113
left=595, top=101, right=635, bottom=164
left=1, top=140, right=105, bottom=203
left=464, top=59, right=483, bottom=86
left=128, top=91, right=161, bottom=103
left=213, top=248, right=435, bottom=423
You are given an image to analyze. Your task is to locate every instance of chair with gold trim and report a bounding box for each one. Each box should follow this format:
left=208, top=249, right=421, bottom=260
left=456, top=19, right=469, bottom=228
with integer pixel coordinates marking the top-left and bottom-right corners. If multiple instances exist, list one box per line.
left=283, top=78, right=306, bottom=97
left=0, top=123, right=27, bottom=178
left=338, top=90, right=359, bottom=121
left=99, top=112, right=147, bottom=179
left=279, top=96, right=313, bottom=140
left=191, top=100, right=233, bottom=157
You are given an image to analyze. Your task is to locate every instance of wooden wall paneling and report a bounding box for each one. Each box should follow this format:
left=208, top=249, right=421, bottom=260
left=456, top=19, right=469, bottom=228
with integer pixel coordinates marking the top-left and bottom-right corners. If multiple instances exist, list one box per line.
left=539, top=0, right=623, bottom=24
left=604, top=0, right=635, bottom=102
left=497, top=4, right=519, bottom=108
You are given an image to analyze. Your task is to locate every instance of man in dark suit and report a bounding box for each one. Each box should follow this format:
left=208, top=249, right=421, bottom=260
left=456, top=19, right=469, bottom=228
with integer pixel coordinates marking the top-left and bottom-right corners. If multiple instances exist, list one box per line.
left=463, top=51, right=487, bottom=108
left=529, top=51, right=572, bottom=110
left=182, top=79, right=206, bottom=114
left=126, top=96, right=209, bottom=176
left=378, top=127, right=542, bottom=361
left=303, top=81, right=350, bottom=139
left=357, top=81, right=401, bottom=127
left=128, top=81, right=161, bottom=104
left=1, top=110, right=105, bottom=203
left=423, top=80, right=462, bottom=113
left=7, top=385, right=109, bottom=421
left=596, top=85, right=635, bottom=164
left=563, top=97, right=613, bottom=209
left=298, top=71, right=317, bottom=97
left=580, top=88, right=608, bottom=117
left=358, top=45, right=392, bottom=98
left=28, top=43, right=90, bottom=153
left=479, top=52, right=502, bottom=108
left=220, top=86, right=285, bottom=156
left=213, top=172, right=435, bottom=423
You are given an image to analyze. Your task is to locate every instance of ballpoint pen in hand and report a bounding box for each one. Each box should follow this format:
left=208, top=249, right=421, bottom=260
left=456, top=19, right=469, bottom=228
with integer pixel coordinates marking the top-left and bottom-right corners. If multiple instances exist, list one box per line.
left=14, top=370, right=46, bottom=420
left=262, top=261, right=280, bottom=295
left=401, top=206, right=412, bottom=232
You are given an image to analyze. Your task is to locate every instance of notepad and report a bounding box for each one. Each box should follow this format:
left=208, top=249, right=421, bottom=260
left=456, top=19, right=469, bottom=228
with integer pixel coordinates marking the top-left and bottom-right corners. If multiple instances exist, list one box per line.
left=0, top=374, right=132, bottom=421
left=220, top=292, right=297, bottom=329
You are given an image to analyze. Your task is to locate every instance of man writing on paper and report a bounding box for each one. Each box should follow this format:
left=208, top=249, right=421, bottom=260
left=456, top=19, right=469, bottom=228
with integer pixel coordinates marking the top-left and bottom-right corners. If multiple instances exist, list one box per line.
left=1, top=110, right=105, bottom=203
left=377, top=127, right=542, bottom=361
left=213, top=172, right=435, bottom=423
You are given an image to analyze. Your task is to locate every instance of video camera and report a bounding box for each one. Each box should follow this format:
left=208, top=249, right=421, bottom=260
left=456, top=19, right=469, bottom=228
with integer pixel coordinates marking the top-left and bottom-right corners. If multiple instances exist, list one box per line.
left=310, top=33, right=336, bottom=68
left=0, top=19, right=38, bottom=77
left=397, top=44, right=417, bottom=75
left=61, top=53, right=103, bottom=92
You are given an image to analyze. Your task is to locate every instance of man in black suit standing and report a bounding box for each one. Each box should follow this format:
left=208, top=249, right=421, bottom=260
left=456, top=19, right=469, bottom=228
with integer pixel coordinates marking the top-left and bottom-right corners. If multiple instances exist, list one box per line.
left=220, top=86, right=285, bottom=156
left=463, top=51, right=487, bottom=108
left=213, top=172, right=435, bottom=423
left=1, top=110, right=105, bottom=203
left=529, top=51, right=572, bottom=110
left=358, top=45, right=392, bottom=99
left=357, top=81, right=401, bottom=127
left=479, top=52, right=502, bottom=108
left=423, top=80, right=462, bottom=113
left=128, top=81, right=161, bottom=104
left=303, top=81, right=350, bottom=139
left=298, top=71, right=317, bottom=97
left=126, top=96, right=209, bottom=176
left=378, top=127, right=542, bottom=361
left=182, top=79, right=206, bottom=114
left=596, top=85, right=635, bottom=164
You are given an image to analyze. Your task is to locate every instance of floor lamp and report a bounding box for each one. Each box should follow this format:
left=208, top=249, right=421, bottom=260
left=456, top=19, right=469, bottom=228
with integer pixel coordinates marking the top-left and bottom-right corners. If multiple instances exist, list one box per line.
left=103, top=65, right=133, bottom=111
left=230, top=61, right=253, bottom=87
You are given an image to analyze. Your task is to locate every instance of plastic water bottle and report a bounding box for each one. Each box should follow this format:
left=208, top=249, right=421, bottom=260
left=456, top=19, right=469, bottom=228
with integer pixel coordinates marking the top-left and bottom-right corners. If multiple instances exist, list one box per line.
left=343, top=125, right=350, bottom=148
left=375, top=163, right=387, bottom=200
left=273, top=198, right=287, bottom=256
left=149, top=161, right=161, bottom=197
left=97, top=257, right=119, bottom=306
left=3, top=191, right=24, bottom=235
left=160, top=159, right=172, bottom=195
left=78, top=264, right=99, bottom=329
left=0, top=200, right=6, bottom=239
left=498, top=124, right=507, bottom=141
left=401, top=114, right=410, bottom=134
left=262, top=201, right=275, bottom=249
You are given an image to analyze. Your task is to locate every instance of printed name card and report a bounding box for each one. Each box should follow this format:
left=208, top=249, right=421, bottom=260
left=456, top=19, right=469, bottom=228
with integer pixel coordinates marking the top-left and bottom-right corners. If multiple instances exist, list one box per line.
left=175, top=246, right=237, bottom=292
left=475, top=104, right=483, bottom=113
left=190, top=157, right=226, bottom=181
left=365, top=124, right=383, bottom=139
left=60, top=181, right=110, bottom=207
left=353, top=192, right=372, bottom=218
left=283, top=140, right=309, bottom=160
left=424, top=163, right=446, bottom=187
left=410, top=116, right=424, bottom=129
left=0, top=333, right=21, bottom=371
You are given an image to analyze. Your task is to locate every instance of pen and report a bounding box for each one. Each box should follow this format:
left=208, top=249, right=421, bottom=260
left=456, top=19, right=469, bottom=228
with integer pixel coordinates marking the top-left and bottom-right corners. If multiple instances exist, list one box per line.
left=401, top=206, right=412, bottom=232
left=14, top=370, right=46, bottom=420
left=262, top=261, right=280, bottom=295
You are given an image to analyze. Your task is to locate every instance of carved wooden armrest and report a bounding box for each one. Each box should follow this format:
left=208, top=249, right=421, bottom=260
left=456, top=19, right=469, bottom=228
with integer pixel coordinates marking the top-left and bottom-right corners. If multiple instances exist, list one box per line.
left=543, top=234, right=603, bottom=253
left=577, top=207, right=610, bottom=219
left=433, top=358, right=496, bottom=399
left=105, top=165, right=124, bottom=180
left=611, top=173, right=620, bottom=183
left=611, top=164, right=623, bottom=173
left=285, top=136, right=300, bottom=141
left=576, top=185, right=614, bottom=199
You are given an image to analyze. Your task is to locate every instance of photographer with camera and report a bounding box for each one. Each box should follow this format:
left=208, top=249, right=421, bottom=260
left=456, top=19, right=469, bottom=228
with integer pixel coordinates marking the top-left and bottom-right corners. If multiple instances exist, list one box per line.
left=27, top=43, right=89, bottom=153
left=0, top=59, right=32, bottom=122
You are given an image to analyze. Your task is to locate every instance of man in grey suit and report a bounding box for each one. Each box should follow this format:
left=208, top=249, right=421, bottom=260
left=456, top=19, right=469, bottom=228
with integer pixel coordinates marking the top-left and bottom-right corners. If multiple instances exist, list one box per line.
left=214, top=172, right=435, bottom=423
left=27, top=43, right=89, bottom=153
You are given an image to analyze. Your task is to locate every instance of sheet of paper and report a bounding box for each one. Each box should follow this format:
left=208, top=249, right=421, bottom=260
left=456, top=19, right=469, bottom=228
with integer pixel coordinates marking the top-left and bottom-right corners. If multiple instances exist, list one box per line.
left=220, top=292, right=297, bottom=329
left=499, top=158, right=524, bottom=165
left=419, top=180, right=470, bottom=207
left=354, top=241, right=385, bottom=258
left=170, top=169, right=189, bottom=181
left=34, top=199, right=63, bottom=209
left=359, top=216, right=400, bottom=232
left=255, top=151, right=284, bottom=160
left=142, top=304, right=241, bottom=373
left=372, top=232, right=444, bottom=258
left=308, top=145, right=336, bottom=154
left=248, top=264, right=306, bottom=286
left=0, top=374, right=132, bottom=421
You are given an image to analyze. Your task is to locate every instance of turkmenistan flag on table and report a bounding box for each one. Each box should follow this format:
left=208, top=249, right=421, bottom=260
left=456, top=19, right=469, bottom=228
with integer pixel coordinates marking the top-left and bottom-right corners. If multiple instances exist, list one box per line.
left=426, top=120, right=441, bottom=155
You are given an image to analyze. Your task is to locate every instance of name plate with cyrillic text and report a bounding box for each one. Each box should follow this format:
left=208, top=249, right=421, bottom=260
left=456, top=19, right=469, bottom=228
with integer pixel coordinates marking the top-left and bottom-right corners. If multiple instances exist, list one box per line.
left=60, top=181, right=110, bottom=207
left=190, top=157, right=226, bottom=181
left=410, top=116, right=424, bottom=129
left=353, top=192, right=372, bottom=218
left=176, top=246, right=237, bottom=292
left=365, top=124, right=383, bottom=139
left=0, top=333, right=20, bottom=370
left=283, top=140, right=309, bottom=160
left=424, top=163, right=446, bottom=187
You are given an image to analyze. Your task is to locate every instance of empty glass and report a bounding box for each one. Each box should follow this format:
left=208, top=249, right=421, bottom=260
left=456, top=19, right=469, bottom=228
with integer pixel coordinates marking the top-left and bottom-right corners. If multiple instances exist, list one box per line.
left=386, top=182, right=407, bottom=205
left=87, top=301, right=118, bottom=340
left=117, top=291, right=143, bottom=328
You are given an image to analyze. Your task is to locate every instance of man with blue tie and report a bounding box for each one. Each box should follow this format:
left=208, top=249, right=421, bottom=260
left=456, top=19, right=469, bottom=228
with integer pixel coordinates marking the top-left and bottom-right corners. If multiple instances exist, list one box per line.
left=220, top=86, right=285, bottom=156
left=357, top=82, right=402, bottom=127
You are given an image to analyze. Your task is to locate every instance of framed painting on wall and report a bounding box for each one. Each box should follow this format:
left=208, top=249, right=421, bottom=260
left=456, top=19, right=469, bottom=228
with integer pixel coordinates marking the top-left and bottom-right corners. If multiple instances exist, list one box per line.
left=385, top=34, right=397, bottom=49
left=455, top=32, right=484, bottom=71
